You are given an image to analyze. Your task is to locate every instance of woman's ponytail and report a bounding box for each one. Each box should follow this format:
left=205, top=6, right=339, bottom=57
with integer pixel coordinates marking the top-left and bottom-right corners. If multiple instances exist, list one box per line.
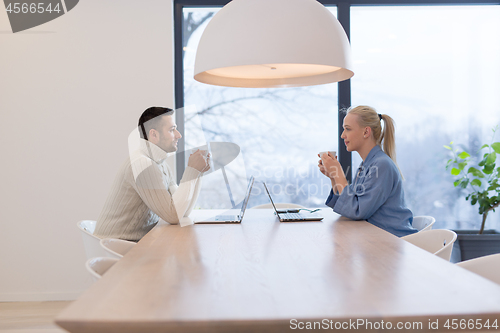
left=379, top=114, right=395, bottom=162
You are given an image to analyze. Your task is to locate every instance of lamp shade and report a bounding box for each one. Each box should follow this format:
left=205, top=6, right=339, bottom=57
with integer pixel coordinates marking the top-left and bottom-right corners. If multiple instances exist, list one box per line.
left=194, top=0, right=354, bottom=88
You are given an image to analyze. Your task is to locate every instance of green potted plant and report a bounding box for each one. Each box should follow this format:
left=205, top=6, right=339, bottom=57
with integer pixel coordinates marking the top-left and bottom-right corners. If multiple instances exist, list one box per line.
left=445, top=127, right=500, bottom=261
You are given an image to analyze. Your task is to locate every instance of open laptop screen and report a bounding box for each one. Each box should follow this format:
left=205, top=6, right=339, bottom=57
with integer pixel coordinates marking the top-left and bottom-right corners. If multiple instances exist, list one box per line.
left=239, top=176, right=254, bottom=219
left=262, top=182, right=279, bottom=215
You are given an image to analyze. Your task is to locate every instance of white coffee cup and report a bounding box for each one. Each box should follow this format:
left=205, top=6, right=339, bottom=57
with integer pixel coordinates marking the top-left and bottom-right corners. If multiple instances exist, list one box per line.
left=319, top=151, right=336, bottom=159
left=200, top=142, right=213, bottom=170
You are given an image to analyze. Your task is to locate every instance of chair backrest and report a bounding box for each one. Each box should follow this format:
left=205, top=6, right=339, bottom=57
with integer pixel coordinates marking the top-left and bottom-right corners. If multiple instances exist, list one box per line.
left=100, top=238, right=136, bottom=259
left=253, top=203, right=305, bottom=209
left=412, top=216, right=436, bottom=232
left=76, top=220, right=107, bottom=260
left=456, top=253, right=500, bottom=285
left=85, top=257, right=120, bottom=282
left=402, top=229, right=457, bottom=261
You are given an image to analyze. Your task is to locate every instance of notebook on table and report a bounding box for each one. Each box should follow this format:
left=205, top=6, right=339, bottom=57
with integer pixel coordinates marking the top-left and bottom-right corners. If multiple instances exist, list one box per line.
left=263, top=182, right=323, bottom=222
left=194, top=176, right=255, bottom=224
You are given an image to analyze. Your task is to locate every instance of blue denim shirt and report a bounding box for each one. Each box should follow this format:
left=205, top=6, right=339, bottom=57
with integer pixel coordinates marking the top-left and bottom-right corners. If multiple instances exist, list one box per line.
left=325, top=145, right=417, bottom=237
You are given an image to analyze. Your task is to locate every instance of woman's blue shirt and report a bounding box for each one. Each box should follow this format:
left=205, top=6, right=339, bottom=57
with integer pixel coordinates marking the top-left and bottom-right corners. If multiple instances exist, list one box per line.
left=326, top=145, right=417, bottom=237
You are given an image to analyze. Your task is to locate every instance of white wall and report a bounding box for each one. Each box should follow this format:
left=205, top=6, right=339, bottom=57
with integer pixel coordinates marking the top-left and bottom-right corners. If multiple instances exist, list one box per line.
left=0, top=0, right=175, bottom=301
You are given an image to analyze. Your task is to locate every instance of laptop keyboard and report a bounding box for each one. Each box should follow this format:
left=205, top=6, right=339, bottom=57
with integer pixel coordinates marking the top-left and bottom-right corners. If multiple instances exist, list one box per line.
left=281, top=213, right=304, bottom=219
left=217, top=215, right=238, bottom=221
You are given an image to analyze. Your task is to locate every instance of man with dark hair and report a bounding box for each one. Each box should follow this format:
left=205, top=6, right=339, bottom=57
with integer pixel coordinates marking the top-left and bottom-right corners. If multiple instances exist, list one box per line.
left=137, top=107, right=174, bottom=140
left=94, top=107, right=209, bottom=241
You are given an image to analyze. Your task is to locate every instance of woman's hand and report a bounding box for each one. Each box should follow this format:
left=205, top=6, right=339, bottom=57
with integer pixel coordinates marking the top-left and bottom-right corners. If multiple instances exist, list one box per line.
left=318, top=152, right=348, bottom=194
left=318, top=153, right=334, bottom=178
left=318, top=152, right=343, bottom=179
left=318, top=157, right=331, bottom=178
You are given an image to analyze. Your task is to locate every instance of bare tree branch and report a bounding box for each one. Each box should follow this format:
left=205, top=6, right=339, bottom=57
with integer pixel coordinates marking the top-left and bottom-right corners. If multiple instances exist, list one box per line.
left=185, top=91, right=279, bottom=123
left=183, top=12, right=214, bottom=59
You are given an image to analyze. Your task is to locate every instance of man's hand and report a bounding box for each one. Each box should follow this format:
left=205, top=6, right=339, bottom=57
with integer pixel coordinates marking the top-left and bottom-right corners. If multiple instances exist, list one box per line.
left=188, top=150, right=210, bottom=173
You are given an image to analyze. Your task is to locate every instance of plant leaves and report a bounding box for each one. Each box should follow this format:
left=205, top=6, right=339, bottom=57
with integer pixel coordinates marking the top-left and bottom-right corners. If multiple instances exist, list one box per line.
left=481, top=144, right=490, bottom=149
left=479, top=154, right=489, bottom=167
left=451, top=168, right=460, bottom=176
left=468, top=167, right=485, bottom=178
left=454, top=180, right=460, bottom=187
left=486, top=151, right=497, bottom=165
left=458, top=151, right=470, bottom=159
left=491, top=142, right=500, bottom=154
left=458, top=162, right=467, bottom=170
left=467, top=166, right=478, bottom=174
left=479, top=198, right=489, bottom=209
left=460, top=179, right=469, bottom=189
left=444, top=145, right=452, bottom=150
left=471, top=179, right=482, bottom=187
left=483, top=164, right=495, bottom=175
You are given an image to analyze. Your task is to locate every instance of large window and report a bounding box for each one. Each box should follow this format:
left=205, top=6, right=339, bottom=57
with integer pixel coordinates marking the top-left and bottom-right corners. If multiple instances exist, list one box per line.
left=351, top=5, right=500, bottom=229
left=175, top=1, right=500, bottom=230
left=181, top=7, right=338, bottom=209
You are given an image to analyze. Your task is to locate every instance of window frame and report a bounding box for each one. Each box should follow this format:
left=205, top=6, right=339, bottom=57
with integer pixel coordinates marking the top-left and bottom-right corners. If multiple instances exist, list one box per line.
left=173, top=0, right=500, bottom=183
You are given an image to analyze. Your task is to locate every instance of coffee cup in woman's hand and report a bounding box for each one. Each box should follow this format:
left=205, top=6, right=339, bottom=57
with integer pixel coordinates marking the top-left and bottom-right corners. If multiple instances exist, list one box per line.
left=319, top=151, right=336, bottom=159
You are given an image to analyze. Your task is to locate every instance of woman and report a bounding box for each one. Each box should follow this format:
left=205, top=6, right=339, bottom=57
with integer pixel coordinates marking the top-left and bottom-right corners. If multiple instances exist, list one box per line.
left=318, top=106, right=417, bottom=237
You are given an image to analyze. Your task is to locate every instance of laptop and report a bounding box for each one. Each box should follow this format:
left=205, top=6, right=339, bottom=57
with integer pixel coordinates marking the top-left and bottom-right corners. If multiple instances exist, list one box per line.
left=195, top=176, right=255, bottom=224
left=263, top=182, right=323, bottom=222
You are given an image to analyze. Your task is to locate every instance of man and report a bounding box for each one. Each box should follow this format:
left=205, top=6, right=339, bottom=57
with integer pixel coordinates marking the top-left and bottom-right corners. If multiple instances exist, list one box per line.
left=94, top=107, right=209, bottom=241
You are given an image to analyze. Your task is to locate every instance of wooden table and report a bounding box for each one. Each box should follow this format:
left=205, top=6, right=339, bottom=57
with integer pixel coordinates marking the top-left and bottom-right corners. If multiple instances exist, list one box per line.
left=56, top=209, right=500, bottom=332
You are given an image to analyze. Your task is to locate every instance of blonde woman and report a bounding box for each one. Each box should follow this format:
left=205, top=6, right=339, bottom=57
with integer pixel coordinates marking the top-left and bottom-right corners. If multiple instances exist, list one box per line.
left=318, top=106, right=416, bottom=237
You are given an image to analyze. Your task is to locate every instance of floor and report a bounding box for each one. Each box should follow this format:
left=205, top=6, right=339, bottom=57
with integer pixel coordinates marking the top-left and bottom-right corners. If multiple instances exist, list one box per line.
left=0, top=301, right=71, bottom=333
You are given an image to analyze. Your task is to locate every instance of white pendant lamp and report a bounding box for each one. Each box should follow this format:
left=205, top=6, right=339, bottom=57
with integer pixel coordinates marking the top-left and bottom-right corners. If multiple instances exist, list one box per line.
left=194, top=0, right=354, bottom=88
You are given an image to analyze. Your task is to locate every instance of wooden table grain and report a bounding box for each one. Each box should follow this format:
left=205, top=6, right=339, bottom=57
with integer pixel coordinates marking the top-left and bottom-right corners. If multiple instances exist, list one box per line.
left=56, top=209, right=500, bottom=332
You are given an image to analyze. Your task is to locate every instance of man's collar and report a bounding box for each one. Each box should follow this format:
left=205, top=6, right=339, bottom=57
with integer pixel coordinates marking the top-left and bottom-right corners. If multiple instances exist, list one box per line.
left=138, top=139, right=170, bottom=163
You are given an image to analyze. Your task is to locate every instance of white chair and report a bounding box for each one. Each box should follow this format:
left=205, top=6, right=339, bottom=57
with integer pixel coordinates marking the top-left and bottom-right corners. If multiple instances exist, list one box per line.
left=100, top=238, right=136, bottom=259
left=253, top=203, right=305, bottom=209
left=77, top=220, right=107, bottom=260
left=412, top=216, right=435, bottom=232
left=85, top=257, right=120, bottom=282
left=456, top=253, right=500, bottom=285
left=402, top=229, right=457, bottom=261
